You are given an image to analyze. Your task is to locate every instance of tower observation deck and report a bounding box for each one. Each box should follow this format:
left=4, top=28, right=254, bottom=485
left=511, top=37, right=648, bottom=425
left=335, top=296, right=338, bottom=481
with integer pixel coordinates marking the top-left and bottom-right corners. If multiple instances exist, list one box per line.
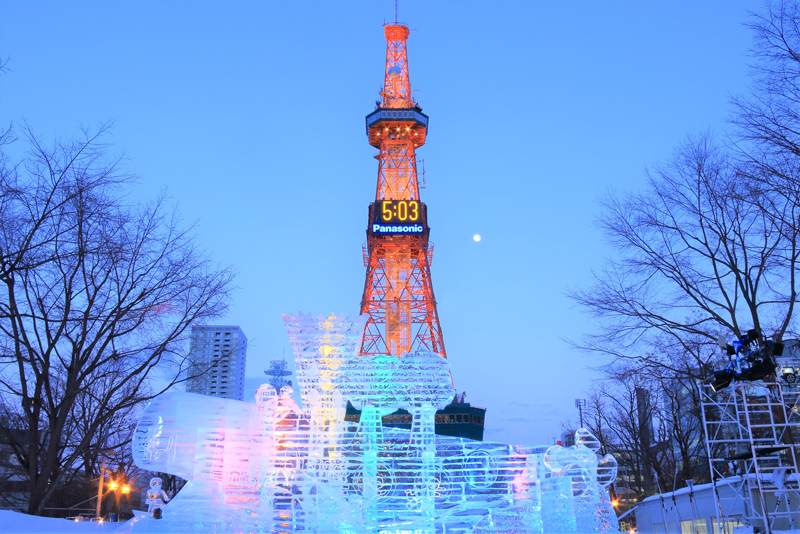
left=360, top=24, right=446, bottom=361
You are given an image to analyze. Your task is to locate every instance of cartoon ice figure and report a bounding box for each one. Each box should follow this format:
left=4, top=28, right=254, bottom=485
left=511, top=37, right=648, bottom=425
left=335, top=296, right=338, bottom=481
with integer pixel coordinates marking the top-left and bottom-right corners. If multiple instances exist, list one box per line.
left=145, top=477, right=170, bottom=516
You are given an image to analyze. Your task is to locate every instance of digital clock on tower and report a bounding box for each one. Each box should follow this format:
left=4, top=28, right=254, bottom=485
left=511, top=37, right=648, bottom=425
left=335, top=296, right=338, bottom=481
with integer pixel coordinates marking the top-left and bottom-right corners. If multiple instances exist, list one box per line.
left=379, top=200, right=421, bottom=223
left=371, top=200, right=427, bottom=235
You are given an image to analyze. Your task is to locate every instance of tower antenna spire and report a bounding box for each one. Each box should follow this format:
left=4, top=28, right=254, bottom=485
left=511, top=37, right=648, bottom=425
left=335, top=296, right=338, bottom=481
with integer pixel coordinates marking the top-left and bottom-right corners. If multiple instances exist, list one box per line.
left=394, top=0, right=398, bottom=23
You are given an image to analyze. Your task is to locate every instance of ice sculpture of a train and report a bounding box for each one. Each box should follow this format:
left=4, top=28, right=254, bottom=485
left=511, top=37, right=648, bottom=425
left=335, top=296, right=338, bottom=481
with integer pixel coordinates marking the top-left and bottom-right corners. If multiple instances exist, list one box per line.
left=124, top=314, right=619, bottom=533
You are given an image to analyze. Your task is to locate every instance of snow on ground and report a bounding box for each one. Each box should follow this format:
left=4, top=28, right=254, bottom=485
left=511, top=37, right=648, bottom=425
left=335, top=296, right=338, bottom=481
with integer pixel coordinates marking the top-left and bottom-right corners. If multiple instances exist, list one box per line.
left=0, top=510, right=130, bottom=534
left=8, top=509, right=800, bottom=534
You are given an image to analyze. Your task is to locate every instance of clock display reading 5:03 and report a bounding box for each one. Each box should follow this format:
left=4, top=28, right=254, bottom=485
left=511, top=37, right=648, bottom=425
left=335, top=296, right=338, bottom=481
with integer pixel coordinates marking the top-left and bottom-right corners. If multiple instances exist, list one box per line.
left=379, top=200, right=420, bottom=223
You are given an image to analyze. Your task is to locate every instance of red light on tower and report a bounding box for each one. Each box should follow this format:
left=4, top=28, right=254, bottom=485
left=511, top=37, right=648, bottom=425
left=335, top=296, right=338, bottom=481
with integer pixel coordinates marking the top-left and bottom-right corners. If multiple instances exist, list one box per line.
left=360, top=24, right=446, bottom=362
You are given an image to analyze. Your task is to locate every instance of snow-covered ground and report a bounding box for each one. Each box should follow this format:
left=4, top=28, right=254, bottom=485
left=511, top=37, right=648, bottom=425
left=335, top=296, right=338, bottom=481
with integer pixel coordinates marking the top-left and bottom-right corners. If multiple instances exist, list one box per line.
left=9, top=509, right=800, bottom=534
left=0, top=510, right=136, bottom=534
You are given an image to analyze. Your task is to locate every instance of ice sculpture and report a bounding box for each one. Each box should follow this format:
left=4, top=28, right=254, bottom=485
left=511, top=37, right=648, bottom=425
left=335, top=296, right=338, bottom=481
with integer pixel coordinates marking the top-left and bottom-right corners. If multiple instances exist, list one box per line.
left=123, top=313, right=619, bottom=533
left=145, top=477, right=169, bottom=516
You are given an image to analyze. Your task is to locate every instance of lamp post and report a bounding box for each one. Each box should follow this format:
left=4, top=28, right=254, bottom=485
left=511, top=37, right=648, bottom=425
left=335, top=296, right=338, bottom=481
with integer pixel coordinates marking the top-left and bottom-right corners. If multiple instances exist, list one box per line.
left=109, top=479, right=118, bottom=521
left=108, top=467, right=130, bottom=522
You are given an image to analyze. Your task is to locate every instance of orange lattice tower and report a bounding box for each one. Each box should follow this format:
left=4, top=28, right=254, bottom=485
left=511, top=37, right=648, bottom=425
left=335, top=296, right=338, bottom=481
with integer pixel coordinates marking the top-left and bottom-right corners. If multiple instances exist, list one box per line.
left=360, top=24, right=446, bottom=360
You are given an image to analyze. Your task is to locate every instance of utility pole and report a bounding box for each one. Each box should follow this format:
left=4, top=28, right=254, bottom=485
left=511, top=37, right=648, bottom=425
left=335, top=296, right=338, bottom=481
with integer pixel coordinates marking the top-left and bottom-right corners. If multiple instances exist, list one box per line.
left=95, top=428, right=110, bottom=519
left=575, top=398, right=587, bottom=428
left=95, top=456, right=106, bottom=519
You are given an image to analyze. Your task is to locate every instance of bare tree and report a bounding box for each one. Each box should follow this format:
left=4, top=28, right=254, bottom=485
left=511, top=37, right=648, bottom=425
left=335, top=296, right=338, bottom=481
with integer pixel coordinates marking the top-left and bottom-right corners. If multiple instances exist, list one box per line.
left=0, top=124, right=234, bottom=514
left=734, top=1, right=800, bottom=163
left=570, top=133, right=799, bottom=378
left=571, top=369, right=707, bottom=504
left=568, top=0, right=800, bottom=508
left=576, top=377, right=652, bottom=510
left=657, top=374, right=707, bottom=487
left=731, top=2, right=800, bottom=335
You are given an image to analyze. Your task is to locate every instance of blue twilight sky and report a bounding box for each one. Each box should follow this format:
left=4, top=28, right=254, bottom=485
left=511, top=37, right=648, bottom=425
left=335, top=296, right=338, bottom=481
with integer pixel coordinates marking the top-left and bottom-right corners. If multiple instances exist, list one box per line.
left=1, top=1, right=758, bottom=445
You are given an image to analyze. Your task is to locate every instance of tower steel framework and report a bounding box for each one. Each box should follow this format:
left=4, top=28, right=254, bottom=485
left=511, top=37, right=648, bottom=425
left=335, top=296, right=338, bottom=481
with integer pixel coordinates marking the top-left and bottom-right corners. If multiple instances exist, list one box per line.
left=359, top=24, right=446, bottom=360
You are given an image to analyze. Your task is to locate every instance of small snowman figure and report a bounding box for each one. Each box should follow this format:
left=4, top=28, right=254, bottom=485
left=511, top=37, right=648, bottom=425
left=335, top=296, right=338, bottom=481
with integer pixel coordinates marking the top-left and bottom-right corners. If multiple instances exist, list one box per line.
left=146, top=477, right=170, bottom=518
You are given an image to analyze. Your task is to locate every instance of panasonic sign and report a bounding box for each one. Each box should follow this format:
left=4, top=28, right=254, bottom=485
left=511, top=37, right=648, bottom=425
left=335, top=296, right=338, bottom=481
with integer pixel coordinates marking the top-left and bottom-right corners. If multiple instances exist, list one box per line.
left=372, top=223, right=424, bottom=235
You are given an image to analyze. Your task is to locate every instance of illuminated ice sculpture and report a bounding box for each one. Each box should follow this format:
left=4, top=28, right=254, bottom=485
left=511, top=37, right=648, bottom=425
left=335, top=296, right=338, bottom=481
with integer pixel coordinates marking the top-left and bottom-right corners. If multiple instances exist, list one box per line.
left=145, top=477, right=169, bottom=516
left=125, top=313, right=619, bottom=533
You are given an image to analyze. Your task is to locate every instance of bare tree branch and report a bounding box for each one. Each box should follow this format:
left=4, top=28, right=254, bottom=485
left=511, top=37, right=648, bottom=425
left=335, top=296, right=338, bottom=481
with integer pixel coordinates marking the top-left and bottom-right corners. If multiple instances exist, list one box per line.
left=0, top=124, right=235, bottom=514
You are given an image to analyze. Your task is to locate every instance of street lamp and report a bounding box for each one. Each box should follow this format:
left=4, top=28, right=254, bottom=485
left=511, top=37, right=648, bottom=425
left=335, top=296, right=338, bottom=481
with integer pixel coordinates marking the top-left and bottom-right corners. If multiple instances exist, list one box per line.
left=109, top=471, right=130, bottom=522
left=98, top=465, right=130, bottom=522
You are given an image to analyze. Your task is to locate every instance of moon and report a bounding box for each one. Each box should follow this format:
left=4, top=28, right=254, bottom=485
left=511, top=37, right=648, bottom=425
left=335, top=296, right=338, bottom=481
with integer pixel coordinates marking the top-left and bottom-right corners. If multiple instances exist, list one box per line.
left=473, top=234, right=481, bottom=242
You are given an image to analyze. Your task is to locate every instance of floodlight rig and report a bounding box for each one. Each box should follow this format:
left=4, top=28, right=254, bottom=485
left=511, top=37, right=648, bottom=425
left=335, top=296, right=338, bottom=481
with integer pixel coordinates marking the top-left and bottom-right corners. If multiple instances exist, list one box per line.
left=704, top=329, right=784, bottom=392
left=359, top=24, right=446, bottom=360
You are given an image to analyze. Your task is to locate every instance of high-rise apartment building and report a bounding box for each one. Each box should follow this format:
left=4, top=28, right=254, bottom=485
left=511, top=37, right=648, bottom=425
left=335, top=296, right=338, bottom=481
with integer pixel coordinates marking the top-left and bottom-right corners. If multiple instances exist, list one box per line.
left=185, top=325, right=247, bottom=401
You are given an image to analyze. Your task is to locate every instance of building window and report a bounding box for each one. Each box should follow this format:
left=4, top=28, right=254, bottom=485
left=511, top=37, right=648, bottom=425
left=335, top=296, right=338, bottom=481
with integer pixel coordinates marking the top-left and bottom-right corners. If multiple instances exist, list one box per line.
left=679, top=520, right=707, bottom=534
left=710, top=518, right=744, bottom=534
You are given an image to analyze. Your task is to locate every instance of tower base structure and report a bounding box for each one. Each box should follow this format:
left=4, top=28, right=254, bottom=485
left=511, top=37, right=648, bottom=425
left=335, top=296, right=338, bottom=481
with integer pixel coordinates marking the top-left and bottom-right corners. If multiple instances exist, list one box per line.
left=346, top=397, right=486, bottom=441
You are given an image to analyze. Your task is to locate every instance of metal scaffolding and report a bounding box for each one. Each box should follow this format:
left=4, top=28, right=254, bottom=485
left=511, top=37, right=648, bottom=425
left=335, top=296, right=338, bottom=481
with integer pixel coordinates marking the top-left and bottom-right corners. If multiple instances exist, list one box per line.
left=701, top=380, right=800, bottom=533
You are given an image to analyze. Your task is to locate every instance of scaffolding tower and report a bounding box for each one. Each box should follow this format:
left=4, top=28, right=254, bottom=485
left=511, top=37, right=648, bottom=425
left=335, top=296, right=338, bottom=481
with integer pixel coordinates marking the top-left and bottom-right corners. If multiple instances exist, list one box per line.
left=701, top=380, right=800, bottom=533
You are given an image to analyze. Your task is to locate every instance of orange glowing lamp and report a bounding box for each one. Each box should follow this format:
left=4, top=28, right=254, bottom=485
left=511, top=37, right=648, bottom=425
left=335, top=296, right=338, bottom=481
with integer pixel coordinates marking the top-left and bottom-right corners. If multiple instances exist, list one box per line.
left=121, top=484, right=131, bottom=494
left=108, top=480, right=118, bottom=491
